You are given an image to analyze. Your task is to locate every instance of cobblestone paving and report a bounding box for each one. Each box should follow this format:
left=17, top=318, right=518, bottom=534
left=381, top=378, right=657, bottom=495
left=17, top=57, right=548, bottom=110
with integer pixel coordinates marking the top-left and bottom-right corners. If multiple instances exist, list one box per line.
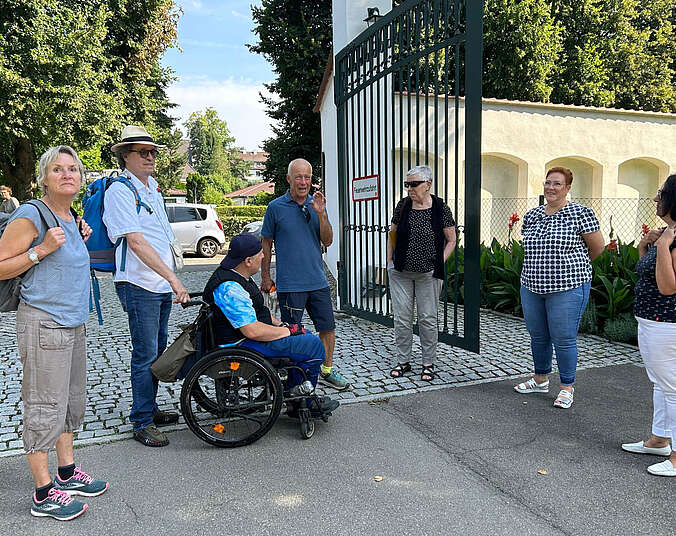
left=0, top=268, right=641, bottom=455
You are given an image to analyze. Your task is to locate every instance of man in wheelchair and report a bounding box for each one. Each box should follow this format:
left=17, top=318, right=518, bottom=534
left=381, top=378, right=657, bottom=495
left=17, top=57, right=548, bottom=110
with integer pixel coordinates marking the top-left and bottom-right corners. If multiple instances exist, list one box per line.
left=203, top=233, right=340, bottom=419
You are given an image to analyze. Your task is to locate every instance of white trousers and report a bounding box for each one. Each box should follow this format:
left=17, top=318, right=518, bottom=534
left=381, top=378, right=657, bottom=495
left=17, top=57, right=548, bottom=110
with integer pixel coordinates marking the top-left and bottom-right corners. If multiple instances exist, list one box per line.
left=636, top=317, right=676, bottom=445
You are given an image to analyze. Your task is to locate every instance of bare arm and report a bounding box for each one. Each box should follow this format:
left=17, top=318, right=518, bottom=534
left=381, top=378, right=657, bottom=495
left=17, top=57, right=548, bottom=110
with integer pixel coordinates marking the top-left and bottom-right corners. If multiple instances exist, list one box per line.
left=239, top=321, right=291, bottom=342
left=655, top=227, right=676, bottom=295
left=443, top=226, right=457, bottom=262
left=261, top=236, right=274, bottom=292
left=125, top=231, right=189, bottom=303
left=582, top=231, right=605, bottom=261
left=311, top=191, right=333, bottom=247
left=0, top=218, right=64, bottom=279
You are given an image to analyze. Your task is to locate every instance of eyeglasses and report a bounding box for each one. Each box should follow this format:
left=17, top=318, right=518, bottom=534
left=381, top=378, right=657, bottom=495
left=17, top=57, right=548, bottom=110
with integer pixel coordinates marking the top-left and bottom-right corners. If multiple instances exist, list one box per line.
left=543, top=180, right=566, bottom=188
left=404, top=180, right=426, bottom=188
left=657, top=188, right=664, bottom=199
left=299, top=204, right=311, bottom=223
left=129, top=149, right=159, bottom=159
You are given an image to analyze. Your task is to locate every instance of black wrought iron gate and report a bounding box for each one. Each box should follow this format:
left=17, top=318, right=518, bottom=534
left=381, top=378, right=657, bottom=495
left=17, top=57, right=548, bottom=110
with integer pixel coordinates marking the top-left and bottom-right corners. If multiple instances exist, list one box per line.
left=334, top=0, right=482, bottom=352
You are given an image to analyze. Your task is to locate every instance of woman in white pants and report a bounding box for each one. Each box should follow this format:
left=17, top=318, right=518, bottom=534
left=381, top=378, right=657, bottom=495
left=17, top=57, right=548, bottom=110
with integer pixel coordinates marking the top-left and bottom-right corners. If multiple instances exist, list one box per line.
left=622, top=174, right=676, bottom=476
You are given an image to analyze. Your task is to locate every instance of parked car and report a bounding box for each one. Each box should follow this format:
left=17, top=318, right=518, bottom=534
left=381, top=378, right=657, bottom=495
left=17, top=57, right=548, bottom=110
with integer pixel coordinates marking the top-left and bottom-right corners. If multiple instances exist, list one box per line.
left=166, top=203, right=226, bottom=258
left=241, top=220, right=263, bottom=240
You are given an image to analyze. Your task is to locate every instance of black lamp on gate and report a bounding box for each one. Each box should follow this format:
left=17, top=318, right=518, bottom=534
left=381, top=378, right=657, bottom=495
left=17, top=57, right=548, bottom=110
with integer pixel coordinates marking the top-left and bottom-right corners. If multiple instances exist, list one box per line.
left=363, top=7, right=383, bottom=26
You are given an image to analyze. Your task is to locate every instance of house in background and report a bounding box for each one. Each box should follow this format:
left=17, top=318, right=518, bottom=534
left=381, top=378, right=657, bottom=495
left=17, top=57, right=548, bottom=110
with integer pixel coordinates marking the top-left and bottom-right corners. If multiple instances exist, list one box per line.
left=239, top=151, right=269, bottom=182
left=225, top=181, right=274, bottom=205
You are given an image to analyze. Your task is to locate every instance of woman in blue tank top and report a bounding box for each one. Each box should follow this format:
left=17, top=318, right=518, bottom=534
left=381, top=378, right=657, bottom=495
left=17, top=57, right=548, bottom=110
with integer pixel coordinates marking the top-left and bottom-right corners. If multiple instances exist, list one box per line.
left=0, top=146, right=109, bottom=520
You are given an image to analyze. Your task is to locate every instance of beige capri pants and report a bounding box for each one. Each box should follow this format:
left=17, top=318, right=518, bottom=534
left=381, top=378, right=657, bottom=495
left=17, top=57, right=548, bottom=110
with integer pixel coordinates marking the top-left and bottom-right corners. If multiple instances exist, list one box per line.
left=16, top=302, right=86, bottom=453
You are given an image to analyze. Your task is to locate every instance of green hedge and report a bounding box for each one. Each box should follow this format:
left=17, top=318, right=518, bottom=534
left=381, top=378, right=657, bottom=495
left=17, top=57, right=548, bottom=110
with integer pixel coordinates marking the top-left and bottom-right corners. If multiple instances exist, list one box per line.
left=215, top=205, right=267, bottom=219
left=445, top=238, right=639, bottom=345
left=219, top=216, right=259, bottom=239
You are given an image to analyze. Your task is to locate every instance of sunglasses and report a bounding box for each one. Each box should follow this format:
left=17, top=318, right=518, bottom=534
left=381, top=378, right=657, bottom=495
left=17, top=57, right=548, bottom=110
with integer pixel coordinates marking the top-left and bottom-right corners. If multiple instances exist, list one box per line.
left=129, top=149, right=159, bottom=159
left=299, top=204, right=311, bottom=223
left=404, top=180, right=426, bottom=188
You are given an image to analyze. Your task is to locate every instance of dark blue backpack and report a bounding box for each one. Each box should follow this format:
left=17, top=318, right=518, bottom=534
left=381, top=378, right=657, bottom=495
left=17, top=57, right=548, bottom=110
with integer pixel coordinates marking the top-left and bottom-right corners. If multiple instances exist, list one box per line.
left=82, top=174, right=152, bottom=322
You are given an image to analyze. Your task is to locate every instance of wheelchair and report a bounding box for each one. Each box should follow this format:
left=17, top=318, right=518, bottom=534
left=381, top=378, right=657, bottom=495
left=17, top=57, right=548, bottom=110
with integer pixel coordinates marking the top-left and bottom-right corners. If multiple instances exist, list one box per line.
left=177, top=293, right=332, bottom=448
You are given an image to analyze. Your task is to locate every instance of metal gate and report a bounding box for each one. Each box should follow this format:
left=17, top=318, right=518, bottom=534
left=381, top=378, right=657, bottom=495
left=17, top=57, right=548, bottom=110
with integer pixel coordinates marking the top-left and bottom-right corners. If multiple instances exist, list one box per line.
left=334, top=0, right=482, bottom=352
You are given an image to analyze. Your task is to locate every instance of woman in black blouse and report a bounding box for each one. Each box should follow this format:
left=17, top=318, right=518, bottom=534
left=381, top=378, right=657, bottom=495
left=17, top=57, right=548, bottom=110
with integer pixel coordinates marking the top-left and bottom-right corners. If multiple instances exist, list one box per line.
left=621, top=174, right=676, bottom=477
left=514, top=167, right=604, bottom=408
left=386, top=165, right=456, bottom=381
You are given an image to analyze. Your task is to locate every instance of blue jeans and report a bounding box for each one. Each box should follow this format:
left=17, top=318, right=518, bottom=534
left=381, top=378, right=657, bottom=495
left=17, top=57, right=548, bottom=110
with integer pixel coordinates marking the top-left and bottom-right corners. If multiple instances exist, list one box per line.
left=240, top=333, right=324, bottom=389
left=115, top=282, right=172, bottom=432
left=520, top=282, right=590, bottom=386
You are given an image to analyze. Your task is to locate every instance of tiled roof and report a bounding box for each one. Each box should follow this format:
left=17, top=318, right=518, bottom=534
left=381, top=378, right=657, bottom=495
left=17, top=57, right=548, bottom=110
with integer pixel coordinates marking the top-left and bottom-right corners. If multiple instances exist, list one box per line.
left=225, top=181, right=275, bottom=198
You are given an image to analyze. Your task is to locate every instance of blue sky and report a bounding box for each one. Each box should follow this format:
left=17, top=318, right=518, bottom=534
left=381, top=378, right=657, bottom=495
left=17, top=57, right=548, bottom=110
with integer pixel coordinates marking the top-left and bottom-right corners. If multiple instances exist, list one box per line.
left=162, top=1, right=276, bottom=150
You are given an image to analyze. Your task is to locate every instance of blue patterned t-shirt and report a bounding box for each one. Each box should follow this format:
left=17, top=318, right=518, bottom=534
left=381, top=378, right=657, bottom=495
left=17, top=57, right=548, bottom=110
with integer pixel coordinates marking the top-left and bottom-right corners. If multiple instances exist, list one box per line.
left=213, top=281, right=257, bottom=328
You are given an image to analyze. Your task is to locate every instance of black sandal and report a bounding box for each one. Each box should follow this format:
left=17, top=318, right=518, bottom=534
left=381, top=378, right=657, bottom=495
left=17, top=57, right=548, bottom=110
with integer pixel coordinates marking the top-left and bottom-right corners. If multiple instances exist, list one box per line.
left=421, top=364, right=436, bottom=382
left=390, top=362, right=412, bottom=378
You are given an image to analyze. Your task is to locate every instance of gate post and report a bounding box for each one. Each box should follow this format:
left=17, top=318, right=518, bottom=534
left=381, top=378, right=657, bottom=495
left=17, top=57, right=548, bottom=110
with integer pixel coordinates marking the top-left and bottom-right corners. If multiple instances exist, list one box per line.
left=463, top=0, right=484, bottom=353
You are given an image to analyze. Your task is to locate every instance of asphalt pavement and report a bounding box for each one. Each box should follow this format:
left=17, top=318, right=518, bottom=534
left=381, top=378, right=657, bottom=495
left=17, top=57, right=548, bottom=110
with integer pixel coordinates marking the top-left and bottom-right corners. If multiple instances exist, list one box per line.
left=0, top=363, right=670, bottom=535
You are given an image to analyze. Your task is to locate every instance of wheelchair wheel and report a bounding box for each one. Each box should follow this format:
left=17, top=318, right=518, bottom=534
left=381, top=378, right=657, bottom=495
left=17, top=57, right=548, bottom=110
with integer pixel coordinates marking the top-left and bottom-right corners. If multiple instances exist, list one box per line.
left=180, top=349, right=283, bottom=448
left=300, top=419, right=315, bottom=440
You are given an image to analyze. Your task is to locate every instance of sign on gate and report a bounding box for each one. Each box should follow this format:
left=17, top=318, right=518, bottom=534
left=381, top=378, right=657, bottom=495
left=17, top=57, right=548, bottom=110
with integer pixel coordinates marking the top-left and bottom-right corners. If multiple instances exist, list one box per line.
left=352, top=174, right=379, bottom=202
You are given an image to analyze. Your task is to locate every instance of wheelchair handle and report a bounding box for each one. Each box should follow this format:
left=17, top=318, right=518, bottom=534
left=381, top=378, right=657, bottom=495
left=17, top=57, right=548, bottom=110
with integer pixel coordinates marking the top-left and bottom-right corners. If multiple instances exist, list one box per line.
left=188, top=291, right=203, bottom=298
left=181, top=299, right=207, bottom=309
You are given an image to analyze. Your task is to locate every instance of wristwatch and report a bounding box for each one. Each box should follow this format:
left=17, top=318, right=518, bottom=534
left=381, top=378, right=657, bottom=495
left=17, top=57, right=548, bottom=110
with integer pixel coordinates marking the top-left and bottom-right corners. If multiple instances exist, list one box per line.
left=27, top=248, right=39, bottom=265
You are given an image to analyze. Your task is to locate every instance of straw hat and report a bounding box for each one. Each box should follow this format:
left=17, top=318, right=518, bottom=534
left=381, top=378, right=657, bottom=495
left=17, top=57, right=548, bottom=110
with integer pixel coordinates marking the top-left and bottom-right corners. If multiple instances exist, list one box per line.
left=111, top=125, right=165, bottom=153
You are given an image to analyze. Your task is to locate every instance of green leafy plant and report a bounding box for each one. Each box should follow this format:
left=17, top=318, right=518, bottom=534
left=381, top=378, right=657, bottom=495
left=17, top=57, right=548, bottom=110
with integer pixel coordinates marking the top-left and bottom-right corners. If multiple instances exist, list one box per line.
left=602, top=313, right=638, bottom=344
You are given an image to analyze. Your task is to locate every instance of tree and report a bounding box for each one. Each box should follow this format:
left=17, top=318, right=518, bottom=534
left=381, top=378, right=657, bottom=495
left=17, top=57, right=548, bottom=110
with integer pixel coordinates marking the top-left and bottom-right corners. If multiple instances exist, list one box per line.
left=154, top=128, right=187, bottom=192
left=249, top=0, right=333, bottom=196
left=185, top=108, right=248, bottom=195
left=0, top=0, right=181, bottom=199
left=548, top=0, right=676, bottom=111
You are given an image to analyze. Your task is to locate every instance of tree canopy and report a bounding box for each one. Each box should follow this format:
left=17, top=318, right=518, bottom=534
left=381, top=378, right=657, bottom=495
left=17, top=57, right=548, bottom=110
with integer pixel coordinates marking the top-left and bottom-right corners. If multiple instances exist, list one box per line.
left=0, top=0, right=182, bottom=199
left=249, top=0, right=333, bottom=195
left=184, top=108, right=248, bottom=203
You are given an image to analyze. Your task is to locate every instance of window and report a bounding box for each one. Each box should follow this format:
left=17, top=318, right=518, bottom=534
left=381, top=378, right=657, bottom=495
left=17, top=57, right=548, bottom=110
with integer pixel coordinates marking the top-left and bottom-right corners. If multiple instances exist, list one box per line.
left=196, top=208, right=208, bottom=220
left=173, top=207, right=201, bottom=222
left=166, top=206, right=175, bottom=222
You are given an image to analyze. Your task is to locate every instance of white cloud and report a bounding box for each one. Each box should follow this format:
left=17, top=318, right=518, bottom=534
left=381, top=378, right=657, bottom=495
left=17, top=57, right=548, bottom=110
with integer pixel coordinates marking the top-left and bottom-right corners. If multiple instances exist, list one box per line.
left=231, top=9, right=250, bottom=21
left=167, top=78, right=276, bottom=151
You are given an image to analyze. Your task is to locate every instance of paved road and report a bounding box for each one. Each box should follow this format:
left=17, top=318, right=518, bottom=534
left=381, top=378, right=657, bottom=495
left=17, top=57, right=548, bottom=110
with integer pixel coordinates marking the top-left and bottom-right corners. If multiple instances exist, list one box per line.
left=0, top=364, right=669, bottom=535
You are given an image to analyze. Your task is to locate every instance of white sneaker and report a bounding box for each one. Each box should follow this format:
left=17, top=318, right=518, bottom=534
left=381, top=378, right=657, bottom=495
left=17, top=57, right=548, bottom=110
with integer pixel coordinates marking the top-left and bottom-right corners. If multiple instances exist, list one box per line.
left=514, top=378, right=549, bottom=394
left=621, top=441, right=672, bottom=457
left=647, top=460, right=676, bottom=477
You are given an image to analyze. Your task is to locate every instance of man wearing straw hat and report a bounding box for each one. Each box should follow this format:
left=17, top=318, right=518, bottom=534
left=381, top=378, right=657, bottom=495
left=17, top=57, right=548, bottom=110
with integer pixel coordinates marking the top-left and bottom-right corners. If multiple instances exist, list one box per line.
left=104, top=125, right=190, bottom=448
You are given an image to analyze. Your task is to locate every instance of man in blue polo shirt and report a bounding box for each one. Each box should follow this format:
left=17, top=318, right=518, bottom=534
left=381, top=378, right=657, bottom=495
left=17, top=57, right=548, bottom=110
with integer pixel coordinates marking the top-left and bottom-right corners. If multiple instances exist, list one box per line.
left=261, top=158, right=349, bottom=390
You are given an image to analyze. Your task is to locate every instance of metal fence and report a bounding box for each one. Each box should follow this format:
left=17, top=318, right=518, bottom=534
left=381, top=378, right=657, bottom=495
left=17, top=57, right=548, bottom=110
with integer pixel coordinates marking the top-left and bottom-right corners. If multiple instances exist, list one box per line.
left=449, top=197, right=658, bottom=245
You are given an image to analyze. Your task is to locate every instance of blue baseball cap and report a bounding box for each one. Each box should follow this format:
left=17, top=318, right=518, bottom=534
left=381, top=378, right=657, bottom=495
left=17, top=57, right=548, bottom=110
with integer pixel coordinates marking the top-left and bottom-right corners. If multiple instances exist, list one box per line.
left=221, top=234, right=263, bottom=269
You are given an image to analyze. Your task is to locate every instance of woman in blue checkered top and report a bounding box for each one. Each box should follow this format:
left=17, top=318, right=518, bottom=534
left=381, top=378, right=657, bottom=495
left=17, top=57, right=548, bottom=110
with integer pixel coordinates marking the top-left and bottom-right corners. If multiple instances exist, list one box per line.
left=514, top=167, right=605, bottom=408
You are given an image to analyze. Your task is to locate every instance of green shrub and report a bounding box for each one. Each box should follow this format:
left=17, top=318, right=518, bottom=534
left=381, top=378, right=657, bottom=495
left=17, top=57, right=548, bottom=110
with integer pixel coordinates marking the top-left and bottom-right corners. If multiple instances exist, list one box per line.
left=602, top=313, right=638, bottom=344
left=215, top=205, right=267, bottom=219
left=579, top=299, right=598, bottom=335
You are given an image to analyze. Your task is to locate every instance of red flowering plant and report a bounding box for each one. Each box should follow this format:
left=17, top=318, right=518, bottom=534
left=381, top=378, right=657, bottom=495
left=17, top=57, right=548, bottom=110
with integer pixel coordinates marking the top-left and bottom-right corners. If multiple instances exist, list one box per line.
left=641, top=223, right=650, bottom=237
left=507, top=212, right=520, bottom=245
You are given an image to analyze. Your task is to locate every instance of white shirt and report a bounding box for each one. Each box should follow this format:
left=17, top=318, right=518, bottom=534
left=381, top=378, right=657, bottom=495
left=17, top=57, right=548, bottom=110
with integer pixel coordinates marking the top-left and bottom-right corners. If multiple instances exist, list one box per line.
left=102, top=171, right=175, bottom=293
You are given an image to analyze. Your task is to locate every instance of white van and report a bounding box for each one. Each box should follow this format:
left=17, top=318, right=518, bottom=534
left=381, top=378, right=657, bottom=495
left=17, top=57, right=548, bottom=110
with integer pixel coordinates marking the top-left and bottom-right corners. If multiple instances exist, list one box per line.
left=166, top=203, right=226, bottom=257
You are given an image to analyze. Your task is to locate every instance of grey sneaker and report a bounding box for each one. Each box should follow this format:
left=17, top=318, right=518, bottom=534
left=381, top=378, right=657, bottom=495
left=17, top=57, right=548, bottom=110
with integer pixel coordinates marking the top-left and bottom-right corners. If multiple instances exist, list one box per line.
left=134, top=425, right=169, bottom=447
left=31, top=487, right=88, bottom=520
left=319, top=369, right=350, bottom=390
left=55, top=466, right=109, bottom=497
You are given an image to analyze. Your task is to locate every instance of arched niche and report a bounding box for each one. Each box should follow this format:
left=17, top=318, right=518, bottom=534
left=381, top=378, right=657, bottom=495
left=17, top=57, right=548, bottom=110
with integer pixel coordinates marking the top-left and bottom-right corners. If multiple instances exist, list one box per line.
left=546, top=156, right=603, bottom=200
left=481, top=154, right=528, bottom=243
left=615, top=157, right=668, bottom=241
